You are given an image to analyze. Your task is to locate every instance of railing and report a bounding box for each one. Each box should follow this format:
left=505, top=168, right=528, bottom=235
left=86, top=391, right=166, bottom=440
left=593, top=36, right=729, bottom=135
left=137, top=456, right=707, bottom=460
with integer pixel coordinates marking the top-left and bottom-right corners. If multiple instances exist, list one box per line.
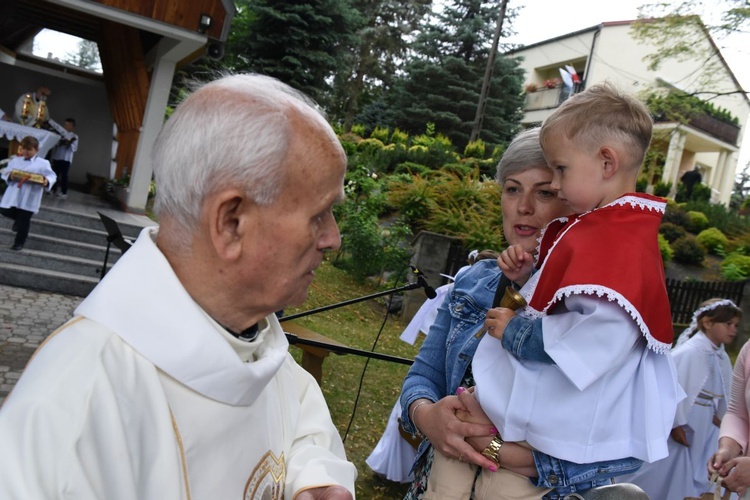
left=666, top=277, right=745, bottom=325
left=688, top=114, right=740, bottom=146
left=524, top=83, right=583, bottom=111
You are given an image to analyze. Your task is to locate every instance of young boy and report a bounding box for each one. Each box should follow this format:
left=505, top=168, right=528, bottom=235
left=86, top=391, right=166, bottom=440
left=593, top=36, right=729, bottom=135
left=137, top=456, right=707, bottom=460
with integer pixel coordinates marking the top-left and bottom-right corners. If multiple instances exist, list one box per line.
left=48, top=117, right=78, bottom=198
left=0, top=136, right=56, bottom=250
left=425, top=83, right=684, bottom=499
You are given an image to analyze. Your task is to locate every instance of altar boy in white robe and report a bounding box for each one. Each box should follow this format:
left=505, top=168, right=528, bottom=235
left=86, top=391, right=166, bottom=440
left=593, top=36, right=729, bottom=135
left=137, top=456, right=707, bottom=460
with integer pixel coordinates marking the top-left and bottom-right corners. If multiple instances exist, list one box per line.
left=0, top=74, right=356, bottom=500
left=425, top=83, right=684, bottom=499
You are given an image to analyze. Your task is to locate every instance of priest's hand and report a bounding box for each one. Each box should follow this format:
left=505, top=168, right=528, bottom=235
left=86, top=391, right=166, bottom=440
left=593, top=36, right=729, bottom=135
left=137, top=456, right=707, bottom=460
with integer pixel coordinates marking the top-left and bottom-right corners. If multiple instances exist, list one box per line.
left=295, top=485, right=353, bottom=500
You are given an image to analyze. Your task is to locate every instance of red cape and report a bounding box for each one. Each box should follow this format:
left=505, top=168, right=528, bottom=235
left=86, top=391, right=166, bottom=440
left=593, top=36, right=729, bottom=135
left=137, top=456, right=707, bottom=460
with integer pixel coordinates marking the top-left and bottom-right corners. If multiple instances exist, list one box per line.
left=528, top=193, right=673, bottom=353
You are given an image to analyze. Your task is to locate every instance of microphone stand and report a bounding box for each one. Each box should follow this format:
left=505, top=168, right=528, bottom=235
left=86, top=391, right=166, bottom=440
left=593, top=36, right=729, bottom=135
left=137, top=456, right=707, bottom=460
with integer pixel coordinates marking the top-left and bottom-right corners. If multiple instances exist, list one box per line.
left=279, top=280, right=424, bottom=322
left=280, top=279, right=432, bottom=366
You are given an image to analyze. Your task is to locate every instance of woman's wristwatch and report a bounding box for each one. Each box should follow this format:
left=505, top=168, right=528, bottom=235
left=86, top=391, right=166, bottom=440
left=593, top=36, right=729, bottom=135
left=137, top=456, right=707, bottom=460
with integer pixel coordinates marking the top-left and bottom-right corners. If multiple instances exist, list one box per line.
left=481, top=434, right=504, bottom=467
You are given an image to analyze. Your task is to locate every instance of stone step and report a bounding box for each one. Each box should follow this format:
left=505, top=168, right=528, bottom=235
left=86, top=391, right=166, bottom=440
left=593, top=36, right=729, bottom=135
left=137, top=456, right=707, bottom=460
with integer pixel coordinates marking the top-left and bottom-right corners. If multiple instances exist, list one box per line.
left=34, top=206, right=146, bottom=239
left=0, top=218, right=114, bottom=247
left=0, top=189, right=152, bottom=296
left=0, top=261, right=99, bottom=297
left=0, top=229, right=123, bottom=263
left=0, top=246, right=111, bottom=279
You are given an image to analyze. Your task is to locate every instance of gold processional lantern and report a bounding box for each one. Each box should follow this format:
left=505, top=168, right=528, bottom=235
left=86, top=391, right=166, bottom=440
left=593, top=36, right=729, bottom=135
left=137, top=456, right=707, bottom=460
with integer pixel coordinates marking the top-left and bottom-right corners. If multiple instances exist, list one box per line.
left=20, top=94, right=33, bottom=122
left=34, top=97, right=49, bottom=128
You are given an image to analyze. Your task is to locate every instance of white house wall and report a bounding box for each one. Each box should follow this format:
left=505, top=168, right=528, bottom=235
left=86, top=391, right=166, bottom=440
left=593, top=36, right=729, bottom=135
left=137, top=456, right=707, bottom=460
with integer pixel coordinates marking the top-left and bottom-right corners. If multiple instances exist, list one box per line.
left=511, top=21, right=749, bottom=205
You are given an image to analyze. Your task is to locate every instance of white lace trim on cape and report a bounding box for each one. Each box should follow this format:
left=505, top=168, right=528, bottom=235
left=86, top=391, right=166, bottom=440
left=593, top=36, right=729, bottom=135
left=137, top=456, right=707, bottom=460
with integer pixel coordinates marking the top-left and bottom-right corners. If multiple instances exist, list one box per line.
left=521, top=284, right=672, bottom=354
left=524, top=195, right=670, bottom=353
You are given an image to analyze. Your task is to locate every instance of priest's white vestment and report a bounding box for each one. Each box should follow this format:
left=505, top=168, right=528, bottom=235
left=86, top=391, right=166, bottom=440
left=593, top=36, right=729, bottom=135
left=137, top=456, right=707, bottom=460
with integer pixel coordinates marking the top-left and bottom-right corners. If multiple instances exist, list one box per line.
left=0, top=227, right=356, bottom=499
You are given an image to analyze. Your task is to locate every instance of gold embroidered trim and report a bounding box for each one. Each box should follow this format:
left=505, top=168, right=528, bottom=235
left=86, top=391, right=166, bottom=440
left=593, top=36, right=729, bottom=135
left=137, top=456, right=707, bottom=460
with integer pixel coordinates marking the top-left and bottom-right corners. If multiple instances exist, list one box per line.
left=244, top=450, right=285, bottom=499
left=170, top=409, right=192, bottom=500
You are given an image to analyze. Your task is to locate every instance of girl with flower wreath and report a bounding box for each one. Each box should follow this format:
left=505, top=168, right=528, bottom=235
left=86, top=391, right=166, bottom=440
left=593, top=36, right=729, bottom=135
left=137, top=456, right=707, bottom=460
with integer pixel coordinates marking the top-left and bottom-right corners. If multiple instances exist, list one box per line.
left=624, top=298, right=739, bottom=499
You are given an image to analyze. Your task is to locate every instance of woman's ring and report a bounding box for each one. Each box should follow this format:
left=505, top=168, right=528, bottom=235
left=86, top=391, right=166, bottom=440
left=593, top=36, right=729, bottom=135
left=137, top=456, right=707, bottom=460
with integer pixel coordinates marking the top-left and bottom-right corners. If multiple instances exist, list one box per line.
left=458, top=453, right=464, bottom=462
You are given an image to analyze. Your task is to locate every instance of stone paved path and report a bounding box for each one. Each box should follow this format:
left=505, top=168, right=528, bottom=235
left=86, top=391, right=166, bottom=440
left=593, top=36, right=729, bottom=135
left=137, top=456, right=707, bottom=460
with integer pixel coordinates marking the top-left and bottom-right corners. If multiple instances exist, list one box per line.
left=0, top=284, right=82, bottom=406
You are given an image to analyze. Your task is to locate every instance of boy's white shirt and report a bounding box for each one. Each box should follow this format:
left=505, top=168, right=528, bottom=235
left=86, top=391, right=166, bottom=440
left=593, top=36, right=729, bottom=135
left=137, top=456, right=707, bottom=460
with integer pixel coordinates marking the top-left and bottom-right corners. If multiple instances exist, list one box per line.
left=0, top=155, right=56, bottom=212
left=48, top=119, right=79, bottom=162
left=473, top=287, right=684, bottom=464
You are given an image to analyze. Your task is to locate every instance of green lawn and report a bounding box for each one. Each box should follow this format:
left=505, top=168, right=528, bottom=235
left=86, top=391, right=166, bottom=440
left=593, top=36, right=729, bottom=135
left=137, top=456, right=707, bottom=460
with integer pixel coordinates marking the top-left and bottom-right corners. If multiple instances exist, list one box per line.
left=284, top=259, right=423, bottom=499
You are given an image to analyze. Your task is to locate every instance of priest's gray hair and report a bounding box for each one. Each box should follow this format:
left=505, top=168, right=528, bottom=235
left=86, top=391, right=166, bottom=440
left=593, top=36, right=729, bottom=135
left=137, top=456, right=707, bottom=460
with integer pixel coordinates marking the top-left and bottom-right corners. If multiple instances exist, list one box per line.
left=495, top=127, right=548, bottom=184
left=152, top=73, right=331, bottom=240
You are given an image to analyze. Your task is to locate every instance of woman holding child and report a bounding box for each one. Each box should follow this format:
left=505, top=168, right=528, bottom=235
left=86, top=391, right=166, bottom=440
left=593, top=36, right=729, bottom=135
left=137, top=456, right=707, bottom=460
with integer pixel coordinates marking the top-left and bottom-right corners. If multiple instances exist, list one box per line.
left=400, top=84, right=682, bottom=499
left=400, top=126, right=644, bottom=499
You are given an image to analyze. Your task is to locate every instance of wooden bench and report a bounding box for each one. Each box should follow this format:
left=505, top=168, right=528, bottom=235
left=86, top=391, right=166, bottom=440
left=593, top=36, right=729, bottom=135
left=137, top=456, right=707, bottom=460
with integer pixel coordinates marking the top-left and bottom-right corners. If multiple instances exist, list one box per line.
left=283, top=322, right=350, bottom=384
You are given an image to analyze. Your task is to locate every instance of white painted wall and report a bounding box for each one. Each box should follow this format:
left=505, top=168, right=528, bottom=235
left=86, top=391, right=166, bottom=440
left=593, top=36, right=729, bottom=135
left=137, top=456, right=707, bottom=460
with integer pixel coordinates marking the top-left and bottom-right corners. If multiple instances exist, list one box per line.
left=509, top=21, right=750, bottom=204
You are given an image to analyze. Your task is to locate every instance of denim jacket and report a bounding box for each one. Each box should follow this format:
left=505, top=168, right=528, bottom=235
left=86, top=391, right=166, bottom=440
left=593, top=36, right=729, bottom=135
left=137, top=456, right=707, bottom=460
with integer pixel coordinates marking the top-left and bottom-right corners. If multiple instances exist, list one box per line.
left=399, top=259, right=642, bottom=497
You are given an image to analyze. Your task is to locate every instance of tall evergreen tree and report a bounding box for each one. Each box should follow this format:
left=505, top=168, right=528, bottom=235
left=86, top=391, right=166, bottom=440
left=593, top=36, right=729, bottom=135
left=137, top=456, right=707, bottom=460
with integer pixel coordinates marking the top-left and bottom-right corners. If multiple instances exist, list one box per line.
left=64, top=39, right=102, bottom=72
left=382, top=0, right=525, bottom=149
left=225, top=0, right=361, bottom=109
left=330, top=0, right=432, bottom=128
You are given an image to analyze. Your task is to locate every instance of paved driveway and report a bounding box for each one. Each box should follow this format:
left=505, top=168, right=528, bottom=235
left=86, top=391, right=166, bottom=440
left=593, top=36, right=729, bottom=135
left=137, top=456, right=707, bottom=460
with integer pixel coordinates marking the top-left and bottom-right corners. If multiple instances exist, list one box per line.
left=0, top=284, right=82, bottom=405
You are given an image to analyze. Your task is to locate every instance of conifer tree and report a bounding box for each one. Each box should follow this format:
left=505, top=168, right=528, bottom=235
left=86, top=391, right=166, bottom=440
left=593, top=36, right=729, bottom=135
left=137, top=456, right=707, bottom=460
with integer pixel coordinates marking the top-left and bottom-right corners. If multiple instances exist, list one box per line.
left=380, top=0, right=525, bottom=149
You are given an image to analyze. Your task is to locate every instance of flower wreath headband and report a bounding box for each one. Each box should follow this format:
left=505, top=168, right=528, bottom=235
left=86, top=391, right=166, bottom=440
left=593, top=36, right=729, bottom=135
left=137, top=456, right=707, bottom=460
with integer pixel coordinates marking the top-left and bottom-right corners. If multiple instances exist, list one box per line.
left=675, top=299, right=739, bottom=347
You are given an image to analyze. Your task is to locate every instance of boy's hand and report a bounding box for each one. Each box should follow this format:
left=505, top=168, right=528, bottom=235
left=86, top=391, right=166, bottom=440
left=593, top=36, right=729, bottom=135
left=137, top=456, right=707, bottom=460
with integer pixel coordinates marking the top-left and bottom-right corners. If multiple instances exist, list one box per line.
left=484, top=307, right=516, bottom=341
left=497, top=245, right=533, bottom=283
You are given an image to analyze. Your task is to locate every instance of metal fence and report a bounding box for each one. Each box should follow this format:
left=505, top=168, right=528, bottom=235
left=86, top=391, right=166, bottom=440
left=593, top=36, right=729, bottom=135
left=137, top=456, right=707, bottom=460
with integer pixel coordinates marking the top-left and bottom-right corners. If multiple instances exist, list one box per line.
left=666, top=278, right=746, bottom=325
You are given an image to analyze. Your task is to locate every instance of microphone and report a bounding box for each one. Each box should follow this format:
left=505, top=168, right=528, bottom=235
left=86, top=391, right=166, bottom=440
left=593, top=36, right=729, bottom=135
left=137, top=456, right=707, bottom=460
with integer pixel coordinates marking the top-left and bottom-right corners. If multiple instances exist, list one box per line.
left=410, top=266, right=437, bottom=299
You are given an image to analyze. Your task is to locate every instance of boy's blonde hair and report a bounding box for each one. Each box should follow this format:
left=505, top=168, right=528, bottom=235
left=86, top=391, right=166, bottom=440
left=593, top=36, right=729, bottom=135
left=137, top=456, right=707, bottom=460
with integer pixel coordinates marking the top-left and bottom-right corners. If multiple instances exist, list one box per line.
left=540, top=82, right=653, bottom=171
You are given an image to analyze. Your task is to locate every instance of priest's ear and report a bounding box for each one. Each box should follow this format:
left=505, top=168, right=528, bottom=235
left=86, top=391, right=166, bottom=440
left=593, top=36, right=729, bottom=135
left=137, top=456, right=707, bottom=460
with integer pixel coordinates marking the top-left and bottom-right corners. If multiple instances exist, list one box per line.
left=207, top=188, right=249, bottom=261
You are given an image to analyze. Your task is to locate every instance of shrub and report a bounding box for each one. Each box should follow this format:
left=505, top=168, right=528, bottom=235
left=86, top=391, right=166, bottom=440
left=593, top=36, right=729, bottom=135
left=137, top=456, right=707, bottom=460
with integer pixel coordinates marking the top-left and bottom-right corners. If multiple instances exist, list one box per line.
left=385, top=174, right=435, bottom=228
left=464, top=139, right=486, bottom=159
left=663, top=201, right=691, bottom=229
left=653, top=180, right=673, bottom=197
left=394, top=162, right=431, bottom=176
left=658, top=233, right=673, bottom=264
left=686, top=210, right=710, bottom=233
left=659, top=222, right=687, bottom=243
left=336, top=207, right=412, bottom=281
left=721, top=263, right=748, bottom=281
left=387, top=171, right=504, bottom=250
left=721, top=253, right=750, bottom=280
left=350, top=124, right=366, bottom=136
left=441, top=162, right=474, bottom=177
left=356, top=137, right=385, bottom=154
left=696, top=227, right=729, bottom=254
left=370, top=126, right=389, bottom=143
left=635, top=177, right=648, bottom=193
left=691, top=183, right=712, bottom=202
left=339, top=139, right=357, bottom=156
left=671, top=235, right=706, bottom=265
left=684, top=200, right=750, bottom=237
left=390, top=128, right=408, bottom=145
